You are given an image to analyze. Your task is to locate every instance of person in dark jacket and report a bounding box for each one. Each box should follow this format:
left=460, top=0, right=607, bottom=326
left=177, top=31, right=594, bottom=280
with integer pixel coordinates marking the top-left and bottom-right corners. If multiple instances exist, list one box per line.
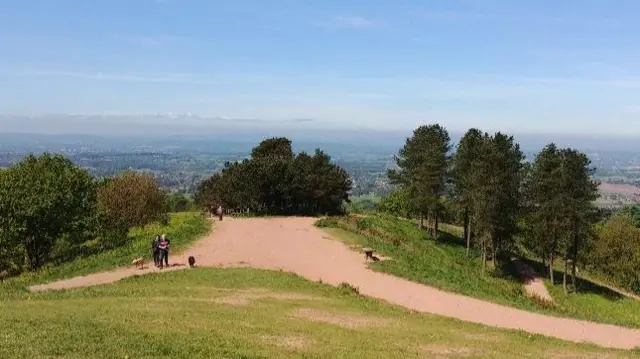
left=152, top=234, right=161, bottom=267
left=158, top=234, right=170, bottom=269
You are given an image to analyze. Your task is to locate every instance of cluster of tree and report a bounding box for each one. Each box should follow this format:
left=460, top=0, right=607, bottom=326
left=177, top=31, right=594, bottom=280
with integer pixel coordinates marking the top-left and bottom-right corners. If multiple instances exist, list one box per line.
left=195, top=137, right=352, bottom=216
left=522, top=144, right=599, bottom=293
left=378, top=124, right=601, bottom=294
left=588, top=213, right=640, bottom=293
left=612, top=204, right=640, bottom=227
left=0, top=154, right=169, bottom=275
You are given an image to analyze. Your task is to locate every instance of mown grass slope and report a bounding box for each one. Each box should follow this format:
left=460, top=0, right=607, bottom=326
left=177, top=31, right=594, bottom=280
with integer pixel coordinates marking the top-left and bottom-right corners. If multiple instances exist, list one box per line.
left=317, top=215, right=640, bottom=328
left=0, top=268, right=633, bottom=359
left=1, top=212, right=210, bottom=299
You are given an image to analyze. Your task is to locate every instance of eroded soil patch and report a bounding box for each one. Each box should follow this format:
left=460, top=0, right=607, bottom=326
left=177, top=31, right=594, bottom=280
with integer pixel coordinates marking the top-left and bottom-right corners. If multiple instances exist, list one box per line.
left=291, top=307, right=392, bottom=329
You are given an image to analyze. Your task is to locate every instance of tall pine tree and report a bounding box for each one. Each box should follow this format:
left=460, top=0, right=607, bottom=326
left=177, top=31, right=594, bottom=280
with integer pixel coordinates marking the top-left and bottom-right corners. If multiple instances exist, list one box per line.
left=388, top=124, right=451, bottom=238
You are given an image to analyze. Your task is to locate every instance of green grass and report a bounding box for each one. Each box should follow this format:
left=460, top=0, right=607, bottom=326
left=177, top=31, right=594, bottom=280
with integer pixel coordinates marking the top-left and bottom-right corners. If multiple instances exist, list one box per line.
left=317, top=215, right=640, bottom=328
left=0, top=212, right=210, bottom=299
left=0, top=267, right=633, bottom=359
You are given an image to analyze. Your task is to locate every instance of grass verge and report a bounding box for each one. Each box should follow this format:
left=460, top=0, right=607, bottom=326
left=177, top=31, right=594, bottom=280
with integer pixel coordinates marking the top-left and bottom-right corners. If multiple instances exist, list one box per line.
left=0, top=212, right=210, bottom=299
left=0, top=267, right=633, bottom=359
left=317, top=214, right=640, bottom=328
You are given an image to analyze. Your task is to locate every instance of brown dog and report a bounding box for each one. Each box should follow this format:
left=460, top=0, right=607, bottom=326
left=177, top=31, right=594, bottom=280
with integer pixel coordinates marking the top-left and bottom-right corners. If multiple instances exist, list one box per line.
left=132, top=257, right=145, bottom=270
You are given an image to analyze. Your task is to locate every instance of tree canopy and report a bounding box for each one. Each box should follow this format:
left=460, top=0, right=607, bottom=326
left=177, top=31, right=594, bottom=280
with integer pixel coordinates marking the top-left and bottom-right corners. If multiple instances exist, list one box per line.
left=388, top=124, right=451, bottom=237
left=0, top=154, right=171, bottom=275
left=379, top=123, right=604, bottom=283
left=195, top=137, right=352, bottom=215
left=0, top=154, right=97, bottom=270
left=97, top=171, right=168, bottom=231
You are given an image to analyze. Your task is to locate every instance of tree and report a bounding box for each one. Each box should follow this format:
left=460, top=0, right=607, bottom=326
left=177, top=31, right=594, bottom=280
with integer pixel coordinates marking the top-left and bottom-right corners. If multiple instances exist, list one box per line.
left=388, top=124, right=451, bottom=238
left=525, top=145, right=600, bottom=292
left=452, top=128, right=484, bottom=255
left=195, top=138, right=352, bottom=216
left=469, top=132, right=524, bottom=269
left=615, top=205, right=640, bottom=227
left=97, top=171, right=168, bottom=231
left=0, top=153, right=97, bottom=270
left=167, top=193, right=191, bottom=212
left=376, top=187, right=414, bottom=219
left=250, top=137, right=294, bottom=160
left=525, top=144, right=564, bottom=283
left=556, top=148, right=599, bottom=293
left=589, top=214, right=640, bottom=293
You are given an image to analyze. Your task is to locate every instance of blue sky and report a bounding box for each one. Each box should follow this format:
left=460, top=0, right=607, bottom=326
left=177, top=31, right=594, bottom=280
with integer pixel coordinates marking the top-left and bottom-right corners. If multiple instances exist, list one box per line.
left=1, top=0, right=640, bottom=135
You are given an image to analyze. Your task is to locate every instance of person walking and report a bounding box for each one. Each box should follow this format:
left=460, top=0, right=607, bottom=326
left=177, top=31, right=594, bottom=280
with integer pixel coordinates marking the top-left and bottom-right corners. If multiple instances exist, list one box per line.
left=158, top=234, right=170, bottom=269
left=152, top=234, right=161, bottom=267
left=216, top=205, right=223, bottom=221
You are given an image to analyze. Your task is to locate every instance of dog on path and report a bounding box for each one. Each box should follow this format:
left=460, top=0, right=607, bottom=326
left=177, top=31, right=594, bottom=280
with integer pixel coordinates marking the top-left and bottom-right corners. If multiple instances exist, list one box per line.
left=132, top=257, right=145, bottom=270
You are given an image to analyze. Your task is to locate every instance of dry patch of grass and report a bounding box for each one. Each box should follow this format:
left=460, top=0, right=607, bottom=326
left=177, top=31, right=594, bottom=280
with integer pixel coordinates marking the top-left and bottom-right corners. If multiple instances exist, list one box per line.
left=213, top=288, right=324, bottom=307
left=291, top=307, right=392, bottom=329
left=459, top=332, right=503, bottom=343
left=261, top=335, right=313, bottom=350
left=421, top=344, right=480, bottom=357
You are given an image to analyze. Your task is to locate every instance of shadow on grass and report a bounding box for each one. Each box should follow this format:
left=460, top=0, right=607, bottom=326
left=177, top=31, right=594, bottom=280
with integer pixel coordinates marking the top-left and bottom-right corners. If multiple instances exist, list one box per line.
left=517, top=257, right=624, bottom=301
left=436, top=230, right=467, bottom=248
left=435, top=223, right=627, bottom=302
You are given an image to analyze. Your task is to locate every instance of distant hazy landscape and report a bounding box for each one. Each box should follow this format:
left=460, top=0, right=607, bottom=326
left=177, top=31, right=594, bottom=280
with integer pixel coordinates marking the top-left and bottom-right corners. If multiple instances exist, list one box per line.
left=1, top=114, right=640, bottom=207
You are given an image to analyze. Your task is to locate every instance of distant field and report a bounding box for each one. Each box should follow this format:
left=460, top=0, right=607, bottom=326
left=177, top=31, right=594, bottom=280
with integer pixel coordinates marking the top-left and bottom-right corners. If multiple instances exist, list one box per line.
left=599, top=182, right=640, bottom=195
left=0, top=268, right=633, bottom=359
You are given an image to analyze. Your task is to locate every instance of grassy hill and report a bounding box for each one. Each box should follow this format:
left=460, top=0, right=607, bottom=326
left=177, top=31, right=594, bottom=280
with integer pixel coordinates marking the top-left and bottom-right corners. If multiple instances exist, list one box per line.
left=0, top=268, right=632, bottom=359
left=1, top=212, right=210, bottom=299
left=316, top=215, right=640, bottom=328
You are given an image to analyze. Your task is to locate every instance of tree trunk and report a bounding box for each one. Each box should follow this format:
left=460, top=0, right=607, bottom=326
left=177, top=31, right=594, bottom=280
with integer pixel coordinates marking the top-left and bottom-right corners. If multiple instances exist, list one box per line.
left=482, top=240, right=487, bottom=271
left=466, top=219, right=472, bottom=256
left=571, top=226, right=579, bottom=291
left=434, top=213, right=439, bottom=240
left=563, top=251, right=568, bottom=295
left=420, top=215, right=424, bottom=229
left=26, top=237, right=40, bottom=270
left=571, top=259, right=577, bottom=290
left=492, top=244, right=498, bottom=269
left=549, top=253, right=555, bottom=286
left=463, top=209, right=469, bottom=247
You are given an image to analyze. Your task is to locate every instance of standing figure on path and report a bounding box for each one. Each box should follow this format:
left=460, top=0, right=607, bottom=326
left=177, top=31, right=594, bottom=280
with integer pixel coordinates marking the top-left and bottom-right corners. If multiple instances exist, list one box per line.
left=216, top=205, right=223, bottom=221
left=158, top=234, right=170, bottom=269
left=152, top=234, right=161, bottom=267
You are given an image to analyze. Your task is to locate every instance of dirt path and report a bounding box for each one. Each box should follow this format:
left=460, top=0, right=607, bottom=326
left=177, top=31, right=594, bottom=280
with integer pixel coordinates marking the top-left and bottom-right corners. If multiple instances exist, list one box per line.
left=29, top=217, right=640, bottom=349
left=512, top=258, right=554, bottom=303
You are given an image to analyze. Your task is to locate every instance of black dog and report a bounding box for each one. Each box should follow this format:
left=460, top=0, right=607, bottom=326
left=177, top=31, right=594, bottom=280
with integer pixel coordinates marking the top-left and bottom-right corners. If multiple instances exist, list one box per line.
left=188, top=256, right=196, bottom=268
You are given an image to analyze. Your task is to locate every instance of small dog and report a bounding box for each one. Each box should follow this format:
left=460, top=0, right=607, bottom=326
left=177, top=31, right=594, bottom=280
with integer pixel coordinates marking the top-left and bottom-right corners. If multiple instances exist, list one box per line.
left=0, top=270, right=8, bottom=282
left=188, top=256, right=196, bottom=268
left=363, top=248, right=375, bottom=261
left=132, top=257, right=145, bottom=270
